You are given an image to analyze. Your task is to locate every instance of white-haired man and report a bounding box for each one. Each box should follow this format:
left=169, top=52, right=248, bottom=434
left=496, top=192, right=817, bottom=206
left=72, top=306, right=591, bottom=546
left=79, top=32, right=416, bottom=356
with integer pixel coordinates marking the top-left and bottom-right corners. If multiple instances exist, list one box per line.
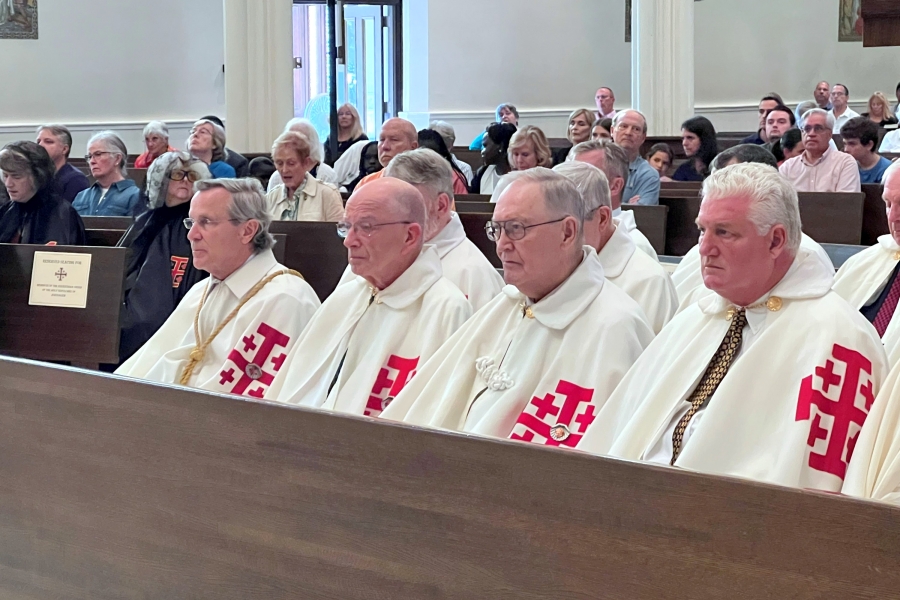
left=779, top=108, right=860, bottom=193
left=368, top=148, right=502, bottom=310
left=612, top=109, right=660, bottom=206
left=553, top=161, right=676, bottom=333
left=568, top=139, right=658, bottom=260
left=577, top=163, right=888, bottom=493
left=833, top=164, right=900, bottom=367
left=267, top=177, right=471, bottom=414
left=117, top=178, right=321, bottom=398
left=672, top=147, right=834, bottom=309
left=430, top=120, right=473, bottom=185
left=381, top=169, right=653, bottom=447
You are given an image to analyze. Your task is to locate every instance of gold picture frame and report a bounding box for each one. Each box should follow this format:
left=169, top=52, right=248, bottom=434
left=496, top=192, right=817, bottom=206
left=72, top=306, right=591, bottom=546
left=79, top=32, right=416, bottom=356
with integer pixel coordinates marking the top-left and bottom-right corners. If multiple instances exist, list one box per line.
left=839, top=0, right=863, bottom=42
left=0, top=0, right=38, bottom=40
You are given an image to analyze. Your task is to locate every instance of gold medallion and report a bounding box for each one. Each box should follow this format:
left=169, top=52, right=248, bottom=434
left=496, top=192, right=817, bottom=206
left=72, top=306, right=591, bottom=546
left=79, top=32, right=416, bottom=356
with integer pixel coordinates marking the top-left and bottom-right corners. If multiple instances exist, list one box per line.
left=766, top=296, right=783, bottom=312
left=892, top=250, right=900, bottom=261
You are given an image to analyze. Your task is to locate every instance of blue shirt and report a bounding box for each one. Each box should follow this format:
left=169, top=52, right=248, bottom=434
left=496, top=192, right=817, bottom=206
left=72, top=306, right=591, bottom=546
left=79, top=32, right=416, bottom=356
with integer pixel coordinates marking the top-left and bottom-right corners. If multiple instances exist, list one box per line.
left=469, top=131, right=487, bottom=151
left=209, top=161, right=237, bottom=178
left=72, top=179, right=141, bottom=216
left=623, top=156, right=661, bottom=206
left=860, top=156, right=893, bottom=184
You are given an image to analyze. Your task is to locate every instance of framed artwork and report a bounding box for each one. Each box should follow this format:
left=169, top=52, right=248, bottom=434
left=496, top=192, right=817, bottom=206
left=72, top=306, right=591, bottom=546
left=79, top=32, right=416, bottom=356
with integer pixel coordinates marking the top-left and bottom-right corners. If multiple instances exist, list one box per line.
left=839, top=0, right=863, bottom=42
left=0, top=0, right=38, bottom=40
left=625, top=0, right=631, bottom=43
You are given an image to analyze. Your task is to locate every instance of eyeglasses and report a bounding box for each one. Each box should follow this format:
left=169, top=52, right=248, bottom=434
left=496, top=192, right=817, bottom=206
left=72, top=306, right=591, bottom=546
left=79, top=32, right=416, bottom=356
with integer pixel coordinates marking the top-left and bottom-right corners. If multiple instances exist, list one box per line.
left=183, top=217, right=241, bottom=230
left=336, top=220, right=412, bottom=238
left=484, top=217, right=567, bottom=242
left=802, top=125, right=830, bottom=134
left=84, top=151, right=113, bottom=161
left=170, top=169, right=203, bottom=182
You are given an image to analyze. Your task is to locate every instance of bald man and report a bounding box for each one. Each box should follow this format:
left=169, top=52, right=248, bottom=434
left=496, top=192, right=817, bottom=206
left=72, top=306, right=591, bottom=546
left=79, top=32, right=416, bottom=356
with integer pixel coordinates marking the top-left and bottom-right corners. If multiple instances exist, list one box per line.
left=354, top=118, right=419, bottom=189
left=267, top=177, right=472, bottom=415
left=381, top=169, right=653, bottom=447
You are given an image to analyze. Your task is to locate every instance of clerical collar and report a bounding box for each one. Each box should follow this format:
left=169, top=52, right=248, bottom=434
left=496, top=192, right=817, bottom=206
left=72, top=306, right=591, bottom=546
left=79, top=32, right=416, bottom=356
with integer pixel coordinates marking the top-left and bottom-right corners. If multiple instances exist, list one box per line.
left=365, top=246, right=443, bottom=309
left=209, top=250, right=277, bottom=299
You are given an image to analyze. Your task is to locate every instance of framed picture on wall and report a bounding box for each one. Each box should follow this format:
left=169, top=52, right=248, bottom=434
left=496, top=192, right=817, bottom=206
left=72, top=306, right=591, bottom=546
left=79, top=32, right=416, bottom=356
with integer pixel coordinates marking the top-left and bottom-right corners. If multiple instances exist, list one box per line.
left=839, top=0, right=863, bottom=42
left=0, top=0, right=38, bottom=40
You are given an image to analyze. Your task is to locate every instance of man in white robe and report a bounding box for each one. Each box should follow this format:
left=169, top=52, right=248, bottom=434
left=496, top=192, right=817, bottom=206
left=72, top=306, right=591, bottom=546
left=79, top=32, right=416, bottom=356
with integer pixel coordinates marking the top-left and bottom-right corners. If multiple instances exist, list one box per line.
left=267, top=177, right=472, bottom=414
left=833, top=164, right=900, bottom=367
left=671, top=145, right=834, bottom=310
left=117, top=178, right=321, bottom=397
left=553, top=161, right=676, bottom=333
left=337, top=148, right=503, bottom=310
left=577, top=163, right=888, bottom=493
left=381, top=168, right=654, bottom=446
left=568, top=139, right=659, bottom=261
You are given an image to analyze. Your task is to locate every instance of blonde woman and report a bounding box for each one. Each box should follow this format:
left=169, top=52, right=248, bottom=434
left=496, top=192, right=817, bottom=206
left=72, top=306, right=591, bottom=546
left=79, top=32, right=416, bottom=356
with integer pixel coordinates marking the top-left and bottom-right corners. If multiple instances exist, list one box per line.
left=267, top=131, right=343, bottom=222
left=508, top=126, right=553, bottom=171
left=554, top=108, right=594, bottom=164
left=324, top=103, right=369, bottom=166
left=862, top=92, right=899, bottom=127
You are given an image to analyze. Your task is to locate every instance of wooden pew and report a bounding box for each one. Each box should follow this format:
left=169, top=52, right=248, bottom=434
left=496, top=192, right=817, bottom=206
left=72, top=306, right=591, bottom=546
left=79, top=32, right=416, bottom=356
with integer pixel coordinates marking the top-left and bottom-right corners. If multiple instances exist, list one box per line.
left=451, top=148, right=482, bottom=172
left=268, top=221, right=347, bottom=301
left=455, top=201, right=495, bottom=214
left=798, top=192, right=865, bottom=245
left=659, top=181, right=702, bottom=198
left=862, top=184, right=888, bottom=246
left=458, top=212, right=499, bottom=267
left=0, top=357, right=898, bottom=598
left=621, top=204, right=668, bottom=255
left=0, top=244, right=126, bottom=367
left=81, top=216, right=134, bottom=230
left=658, top=196, right=702, bottom=256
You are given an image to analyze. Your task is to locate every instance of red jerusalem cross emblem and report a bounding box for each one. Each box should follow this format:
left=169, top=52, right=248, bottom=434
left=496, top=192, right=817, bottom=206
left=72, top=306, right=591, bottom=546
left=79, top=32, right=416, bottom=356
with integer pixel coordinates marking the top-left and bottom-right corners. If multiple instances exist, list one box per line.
left=364, top=355, right=419, bottom=417
left=795, top=344, right=876, bottom=481
left=509, top=380, right=596, bottom=447
left=170, top=255, right=189, bottom=288
left=217, top=322, right=291, bottom=398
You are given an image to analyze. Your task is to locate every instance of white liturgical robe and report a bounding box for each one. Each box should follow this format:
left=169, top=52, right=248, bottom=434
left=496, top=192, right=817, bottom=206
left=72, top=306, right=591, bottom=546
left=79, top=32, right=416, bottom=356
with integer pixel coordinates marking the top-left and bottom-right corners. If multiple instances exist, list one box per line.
left=833, top=235, right=900, bottom=368
left=671, top=233, right=835, bottom=311
left=116, top=250, right=321, bottom=398
left=577, top=248, right=889, bottom=493
left=614, top=209, right=658, bottom=261
left=267, top=246, right=472, bottom=413
left=844, top=362, right=900, bottom=504
left=337, top=213, right=503, bottom=311
left=381, top=247, right=655, bottom=447
left=597, top=223, right=676, bottom=334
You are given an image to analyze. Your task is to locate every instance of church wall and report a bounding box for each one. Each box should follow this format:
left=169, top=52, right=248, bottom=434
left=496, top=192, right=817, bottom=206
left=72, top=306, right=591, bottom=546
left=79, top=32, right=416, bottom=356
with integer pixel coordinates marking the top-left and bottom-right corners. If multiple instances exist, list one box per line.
left=0, top=0, right=225, bottom=154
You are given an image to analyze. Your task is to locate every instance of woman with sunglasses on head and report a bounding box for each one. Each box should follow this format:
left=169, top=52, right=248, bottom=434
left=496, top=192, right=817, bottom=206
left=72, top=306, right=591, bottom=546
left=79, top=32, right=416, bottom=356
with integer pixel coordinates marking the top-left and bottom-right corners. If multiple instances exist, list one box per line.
left=115, top=151, right=212, bottom=364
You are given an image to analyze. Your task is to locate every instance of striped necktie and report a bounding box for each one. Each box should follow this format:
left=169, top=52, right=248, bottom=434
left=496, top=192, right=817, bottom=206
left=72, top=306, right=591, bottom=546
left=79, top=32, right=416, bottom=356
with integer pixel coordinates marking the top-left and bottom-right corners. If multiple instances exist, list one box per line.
left=873, top=272, right=900, bottom=337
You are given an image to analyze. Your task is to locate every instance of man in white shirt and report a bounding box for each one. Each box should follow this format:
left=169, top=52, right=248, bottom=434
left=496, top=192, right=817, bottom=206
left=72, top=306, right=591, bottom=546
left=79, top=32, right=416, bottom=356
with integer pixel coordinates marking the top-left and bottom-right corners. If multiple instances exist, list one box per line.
left=553, top=161, right=676, bottom=333
left=117, top=178, right=321, bottom=397
left=267, top=177, right=472, bottom=414
left=833, top=163, right=900, bottom=367
left=568, top=139, right=658, bottom=260
left=779, top=109, right=861, bottom=192
left=577, top=163, right=888, bottom=493
left=382, top=168, right=653, bottom=446
left=828, top=83, right=860, bottom=134
left=595, top=87, right=617, bottom=120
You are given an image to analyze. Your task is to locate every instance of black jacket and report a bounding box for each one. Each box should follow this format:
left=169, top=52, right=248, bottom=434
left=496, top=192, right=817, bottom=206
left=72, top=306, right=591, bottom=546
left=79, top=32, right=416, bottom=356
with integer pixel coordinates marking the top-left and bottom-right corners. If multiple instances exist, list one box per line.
left=117, top=202, right=208, bottom=362
left=0, top=185, right=85, bottom=245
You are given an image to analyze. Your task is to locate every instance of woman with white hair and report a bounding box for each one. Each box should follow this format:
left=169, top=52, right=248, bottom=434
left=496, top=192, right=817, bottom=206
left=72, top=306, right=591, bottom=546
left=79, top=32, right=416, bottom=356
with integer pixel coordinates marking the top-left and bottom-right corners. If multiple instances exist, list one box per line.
left=268, top=131, right=343, bottom=221
left=324, top=103, right=368, bottom=166
left=72, top=131, right=141, bottom=216
left=116, top=151, right=212, bottom=363
left=267, top=117, right=340, bottom=192
left=135, top=121, right=175, bottom=168
left=187, top=119, right=235, bottom=178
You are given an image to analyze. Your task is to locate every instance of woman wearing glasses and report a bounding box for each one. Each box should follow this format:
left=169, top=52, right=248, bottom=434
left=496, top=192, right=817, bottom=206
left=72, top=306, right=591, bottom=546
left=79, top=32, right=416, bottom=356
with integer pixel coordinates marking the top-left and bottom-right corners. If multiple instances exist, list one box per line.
left=0, top=140, right=84, bottom=245
left=116, top=151, right=212, bottom=363
left=72, top=131, right=141, bottom=216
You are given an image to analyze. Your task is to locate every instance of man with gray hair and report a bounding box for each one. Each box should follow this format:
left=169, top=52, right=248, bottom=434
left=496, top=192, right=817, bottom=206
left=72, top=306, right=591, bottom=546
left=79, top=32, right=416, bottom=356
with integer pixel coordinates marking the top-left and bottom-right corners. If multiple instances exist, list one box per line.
left=578, top=163, right=888, bottom=493
left=268, top=177, right=471, bottom=415
left=382, top=168, right=653, bottom=447
left=553, top=161, right=676, bottom=333
left=338, top=148, right=503, bottom=310
left=779, top=108, right=860, bottom=192
left=429, top=120, right=473, bottom=185
left=117, top=178, right=321, bottom=398
left=612, top=109, right=660, bottom=206
left=569, top=138, right=658, bottom=260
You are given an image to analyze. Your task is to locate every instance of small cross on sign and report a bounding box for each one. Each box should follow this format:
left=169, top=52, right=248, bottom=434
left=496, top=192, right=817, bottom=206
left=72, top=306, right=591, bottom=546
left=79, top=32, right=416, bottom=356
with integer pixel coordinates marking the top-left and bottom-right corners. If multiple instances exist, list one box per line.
left=55, top=268, right=67, bottom=281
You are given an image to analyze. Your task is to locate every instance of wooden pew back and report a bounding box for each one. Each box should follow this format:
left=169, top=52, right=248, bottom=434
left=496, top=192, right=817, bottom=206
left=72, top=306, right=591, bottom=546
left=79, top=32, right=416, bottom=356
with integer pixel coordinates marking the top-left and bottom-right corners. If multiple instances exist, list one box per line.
left=862, top=184, right=888, bottom=246
left=268, top=221, right=348, bottom=300
left=0, top=357, right=898, bottom=599
left=622, top=204, right=668, bottom=255
left=0, top=245, right=126, bottom=365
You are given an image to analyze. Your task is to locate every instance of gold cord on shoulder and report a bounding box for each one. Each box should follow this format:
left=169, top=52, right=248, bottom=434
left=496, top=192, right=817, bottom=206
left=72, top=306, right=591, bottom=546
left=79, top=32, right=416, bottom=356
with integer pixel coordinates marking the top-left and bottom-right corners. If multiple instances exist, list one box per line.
left=179, top=268, right=303, bottom=385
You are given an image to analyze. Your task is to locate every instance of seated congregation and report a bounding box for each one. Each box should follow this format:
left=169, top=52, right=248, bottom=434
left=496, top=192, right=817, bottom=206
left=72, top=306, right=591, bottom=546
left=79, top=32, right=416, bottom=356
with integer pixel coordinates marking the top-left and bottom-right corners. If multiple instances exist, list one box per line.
left=6, top=80, right=900, bottom=508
